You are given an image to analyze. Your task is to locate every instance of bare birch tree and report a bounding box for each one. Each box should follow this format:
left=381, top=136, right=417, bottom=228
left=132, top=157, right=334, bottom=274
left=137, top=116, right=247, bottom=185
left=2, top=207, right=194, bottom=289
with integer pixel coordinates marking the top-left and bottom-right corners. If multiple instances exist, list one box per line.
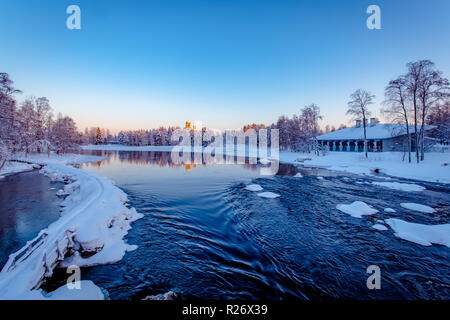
left=347, top=89, right=375, bottom=158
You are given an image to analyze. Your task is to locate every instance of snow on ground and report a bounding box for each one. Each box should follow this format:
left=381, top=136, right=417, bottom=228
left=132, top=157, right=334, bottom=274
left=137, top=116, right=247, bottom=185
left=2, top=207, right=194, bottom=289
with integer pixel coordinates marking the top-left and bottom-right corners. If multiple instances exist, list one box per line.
left=17, top=281, right=105, bottom=300
left=336, top=201, right=379, bottom=218
left=0, top=152, right=107, bottom=179
left=257, top=192, right=280, bottom=199
left=384, top=208, right=396, bottom=213
left=279, top=151, right=450, bottom=184
left=385, top=218, right=450, bottom=248
left=245, top=184, right=263, bottom=192
left=400, top=203, right=435, bottom=213
left=82, top=145, right=174, bottom=152
left=0, top=152, right=142, bottom=300
left=372, top=181, right=426, bottom=192
left=372, top=224, right=388, bottom=231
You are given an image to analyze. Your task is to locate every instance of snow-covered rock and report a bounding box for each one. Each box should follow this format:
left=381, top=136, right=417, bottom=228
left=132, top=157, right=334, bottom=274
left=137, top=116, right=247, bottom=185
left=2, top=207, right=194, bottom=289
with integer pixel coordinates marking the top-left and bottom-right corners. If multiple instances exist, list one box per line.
left=257, top=192, right=280, bottom=199
left=336, top=201, right=378, bottom=218
left=245, top=184, right=263, bottom=192
left=385, top=218, right=450, bottom=248
left=400, top=203, right=435, bottom=213
left=372, top=181, right=425, bottom=192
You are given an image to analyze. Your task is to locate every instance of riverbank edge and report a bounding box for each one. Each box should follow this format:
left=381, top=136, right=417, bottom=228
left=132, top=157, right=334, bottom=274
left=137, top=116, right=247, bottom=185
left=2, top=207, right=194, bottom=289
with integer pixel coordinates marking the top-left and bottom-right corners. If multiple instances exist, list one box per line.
left=0, top=152, right=143, bottom=300
left=81, top=145, right=450, bottom=184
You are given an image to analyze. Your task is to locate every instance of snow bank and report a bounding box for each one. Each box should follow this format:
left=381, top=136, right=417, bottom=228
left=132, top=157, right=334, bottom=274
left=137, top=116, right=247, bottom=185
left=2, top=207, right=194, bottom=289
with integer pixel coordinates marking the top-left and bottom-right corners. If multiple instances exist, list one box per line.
left=336, top=201, right=379, bottom=218
left=0, top=155, right=142, bottom=299
left=15, top=281, right=104, bottom=300
left=245, top=184, right=263, bottom=192
left=385, top=218, right=450, bottom=248
left=257, top=192, right=280, bottom=199
left=82, top=145, right=174, bottom=152
left=372, top=181, right=425, bottom=192
left=279, top=151, right=450, bottom=184
left=400, top=203, right=435, bottom=213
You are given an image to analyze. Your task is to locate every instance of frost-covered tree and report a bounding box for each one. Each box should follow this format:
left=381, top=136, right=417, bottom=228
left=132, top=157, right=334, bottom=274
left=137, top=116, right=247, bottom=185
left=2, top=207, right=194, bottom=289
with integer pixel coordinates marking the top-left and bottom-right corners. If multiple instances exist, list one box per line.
left=347, top=89, right=375, bottom=158
left=0, top=73, right=22, bottom=154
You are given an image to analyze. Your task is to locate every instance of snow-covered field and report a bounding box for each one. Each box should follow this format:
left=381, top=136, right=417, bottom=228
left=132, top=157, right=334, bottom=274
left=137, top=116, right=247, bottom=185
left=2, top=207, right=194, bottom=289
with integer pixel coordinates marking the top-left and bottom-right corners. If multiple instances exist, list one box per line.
left=0, top=152, right=142, bottom=300
left=81, top=145, right=450, bottom=184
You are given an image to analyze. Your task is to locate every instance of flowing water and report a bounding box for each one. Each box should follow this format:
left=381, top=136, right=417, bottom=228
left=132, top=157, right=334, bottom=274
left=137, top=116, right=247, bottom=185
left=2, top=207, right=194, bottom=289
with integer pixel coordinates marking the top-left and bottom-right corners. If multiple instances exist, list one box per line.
left=6, top=151, right=450, bottom=299
left=0, top=170, right=64, bottom=268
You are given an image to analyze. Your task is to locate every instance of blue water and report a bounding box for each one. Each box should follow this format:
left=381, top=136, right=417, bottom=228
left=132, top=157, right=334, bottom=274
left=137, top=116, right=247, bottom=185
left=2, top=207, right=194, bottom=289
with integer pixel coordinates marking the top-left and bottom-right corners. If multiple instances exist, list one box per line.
left=48, top=151, right=450, bottom=299
left=0, top=170, right=64, bottom=268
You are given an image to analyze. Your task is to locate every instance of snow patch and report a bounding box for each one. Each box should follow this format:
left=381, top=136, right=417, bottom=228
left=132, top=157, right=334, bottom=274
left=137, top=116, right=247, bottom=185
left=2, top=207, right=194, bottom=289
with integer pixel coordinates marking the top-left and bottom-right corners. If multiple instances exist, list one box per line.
left=257, top=192, right=280, bottom=199
left=385, top=218, right=450, bottom=248
left=336, top=201, right=378, bottom=218
left=245, top=184, right=263, bottom=192
left=400, top=203, right=435, bottom=213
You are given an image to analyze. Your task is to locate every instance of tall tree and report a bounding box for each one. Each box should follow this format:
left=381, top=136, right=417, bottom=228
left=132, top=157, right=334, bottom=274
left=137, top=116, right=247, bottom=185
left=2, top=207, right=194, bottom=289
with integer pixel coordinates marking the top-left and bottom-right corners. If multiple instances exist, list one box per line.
left=347, top=89, right=375, bottom=158
left=382, top=76, right=412, bottom=162
left=416, top=61, right=449, bottom=160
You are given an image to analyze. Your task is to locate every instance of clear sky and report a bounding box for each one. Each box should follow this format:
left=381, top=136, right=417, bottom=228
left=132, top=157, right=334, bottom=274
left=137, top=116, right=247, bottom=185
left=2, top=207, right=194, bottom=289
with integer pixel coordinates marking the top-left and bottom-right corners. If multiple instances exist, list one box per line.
left=1, top=0, right=449, bottom=133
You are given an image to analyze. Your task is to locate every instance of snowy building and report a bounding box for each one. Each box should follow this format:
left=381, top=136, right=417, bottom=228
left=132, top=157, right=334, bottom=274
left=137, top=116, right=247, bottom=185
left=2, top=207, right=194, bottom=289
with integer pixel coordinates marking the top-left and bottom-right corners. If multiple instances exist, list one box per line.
left=317, top=118, right=433, bottom=152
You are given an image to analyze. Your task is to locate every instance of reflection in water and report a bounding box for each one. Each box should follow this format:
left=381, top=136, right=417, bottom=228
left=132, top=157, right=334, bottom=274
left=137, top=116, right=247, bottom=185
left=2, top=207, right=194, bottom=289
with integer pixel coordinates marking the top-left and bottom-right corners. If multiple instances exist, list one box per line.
left=47, top=151, right=449, bottom=300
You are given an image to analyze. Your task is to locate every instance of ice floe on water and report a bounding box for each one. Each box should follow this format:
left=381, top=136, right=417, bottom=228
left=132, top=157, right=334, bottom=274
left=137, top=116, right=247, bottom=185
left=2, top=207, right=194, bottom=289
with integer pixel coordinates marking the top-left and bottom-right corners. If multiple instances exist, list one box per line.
left=245, top=184, right=263, bottom=192
left=400, top=203, right=435, bottom=213
left=384, top=208, right=396, bottom=213
left=293, top=173, right=303, bottom=178
left=317, top=176, right=324, bottom=180
left=385, top=218, right=450, bottom=248
left=336, top=201, right=378, bottom=218
left=257, top=192, right=280, bottom=199
left=372, top=181, right=425, bottom=192
left=372, top=224, right=388, bottom=231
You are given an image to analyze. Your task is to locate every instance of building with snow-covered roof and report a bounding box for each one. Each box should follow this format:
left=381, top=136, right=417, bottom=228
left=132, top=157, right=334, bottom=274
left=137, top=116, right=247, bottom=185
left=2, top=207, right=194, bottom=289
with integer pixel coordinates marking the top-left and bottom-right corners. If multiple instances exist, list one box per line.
left=317, top=118, right=434, bottom=152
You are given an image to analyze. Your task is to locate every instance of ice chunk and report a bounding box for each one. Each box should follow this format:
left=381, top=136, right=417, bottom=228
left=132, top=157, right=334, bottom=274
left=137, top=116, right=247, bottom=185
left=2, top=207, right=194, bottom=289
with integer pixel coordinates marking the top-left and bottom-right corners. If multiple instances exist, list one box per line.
left=372, top=182, right=425, bottom=192
left=385, top=218, right=450, bottom=247
left=293, top=173, right=303, bottom=178
left=384, top=208, right=396, bottom=213
left=257, top=192, right=280, bottom=199
left=317, top=176, right=324, bottom=180
left=372, top=224, right=388, bottom=231
left=400, top=203, right=435, bottom=213
left=245, top=184, right=263, bottom=192
left=336, top=201, right=378, bottom=218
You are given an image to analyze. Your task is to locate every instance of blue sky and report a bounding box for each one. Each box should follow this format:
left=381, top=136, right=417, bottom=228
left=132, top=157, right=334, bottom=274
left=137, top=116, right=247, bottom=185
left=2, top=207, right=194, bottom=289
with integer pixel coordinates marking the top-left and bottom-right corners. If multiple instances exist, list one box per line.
left=1, top=0, right=449, bottom=132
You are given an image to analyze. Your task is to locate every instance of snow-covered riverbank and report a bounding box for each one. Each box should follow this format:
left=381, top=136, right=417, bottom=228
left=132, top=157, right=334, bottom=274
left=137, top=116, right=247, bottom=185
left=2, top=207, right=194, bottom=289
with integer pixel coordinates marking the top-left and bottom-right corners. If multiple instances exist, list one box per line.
left=81, top=145, right=450, bottom=184
left=0, top=153, right=143, bottom=300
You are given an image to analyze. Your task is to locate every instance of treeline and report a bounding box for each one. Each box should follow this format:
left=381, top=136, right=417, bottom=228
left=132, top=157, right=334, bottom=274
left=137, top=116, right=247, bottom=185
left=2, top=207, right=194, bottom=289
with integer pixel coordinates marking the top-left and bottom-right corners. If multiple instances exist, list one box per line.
left=0, top=73, right=82, bottom=169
